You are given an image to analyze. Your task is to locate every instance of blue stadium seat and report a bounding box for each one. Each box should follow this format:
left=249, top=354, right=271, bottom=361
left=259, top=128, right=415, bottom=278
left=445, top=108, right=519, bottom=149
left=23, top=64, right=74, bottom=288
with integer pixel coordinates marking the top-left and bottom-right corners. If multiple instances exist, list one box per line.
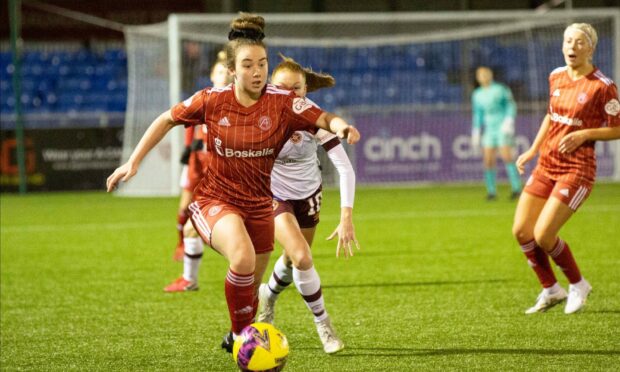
left=57, top=78, right=92, bottom=91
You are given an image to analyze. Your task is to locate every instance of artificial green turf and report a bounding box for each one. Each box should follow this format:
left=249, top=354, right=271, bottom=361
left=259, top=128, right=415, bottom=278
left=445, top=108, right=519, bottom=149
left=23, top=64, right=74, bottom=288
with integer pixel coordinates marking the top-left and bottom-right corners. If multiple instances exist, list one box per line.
left=1, top=184, right=619, bottom=371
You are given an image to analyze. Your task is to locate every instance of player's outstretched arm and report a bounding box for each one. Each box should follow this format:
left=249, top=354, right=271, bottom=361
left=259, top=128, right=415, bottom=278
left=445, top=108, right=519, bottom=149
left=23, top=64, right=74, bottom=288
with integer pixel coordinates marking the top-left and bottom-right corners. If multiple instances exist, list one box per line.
left=315, top=112, right=360, bottom=144
left=324, top=143, right=359, bottom=258
left=106, top=110, right=178, bottom=192
left=327, top=207, right=361, bottom=259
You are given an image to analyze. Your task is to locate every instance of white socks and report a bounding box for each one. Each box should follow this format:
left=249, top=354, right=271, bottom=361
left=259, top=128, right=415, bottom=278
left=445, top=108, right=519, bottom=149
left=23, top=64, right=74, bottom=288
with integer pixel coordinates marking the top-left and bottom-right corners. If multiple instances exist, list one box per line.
left=183, top=237, right=203, bottom=282
left=266, top=255, right=293, bottom=301
left=544, top=282, right=563, bottom=295
left=293, top=265, right=328, bottom=322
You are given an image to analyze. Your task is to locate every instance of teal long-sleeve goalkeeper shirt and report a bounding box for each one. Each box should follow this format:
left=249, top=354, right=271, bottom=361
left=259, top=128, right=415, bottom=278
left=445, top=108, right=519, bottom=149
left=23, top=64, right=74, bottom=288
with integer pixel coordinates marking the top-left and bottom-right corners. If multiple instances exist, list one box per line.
left=471, top=81, right=516, bottom=133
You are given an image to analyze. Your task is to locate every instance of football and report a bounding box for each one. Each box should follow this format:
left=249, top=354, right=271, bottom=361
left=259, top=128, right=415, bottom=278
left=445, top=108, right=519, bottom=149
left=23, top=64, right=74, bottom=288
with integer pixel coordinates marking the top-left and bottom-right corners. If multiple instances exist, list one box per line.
left=233, top=323, right=289, bottom=372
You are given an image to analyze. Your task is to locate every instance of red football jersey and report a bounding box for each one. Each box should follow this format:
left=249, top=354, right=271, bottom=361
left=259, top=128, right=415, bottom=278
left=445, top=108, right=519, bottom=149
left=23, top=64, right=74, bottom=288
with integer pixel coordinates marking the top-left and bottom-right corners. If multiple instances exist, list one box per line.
left=537, top=66, right=620, bottom=184
left=171, top=84, right=323, bottom=209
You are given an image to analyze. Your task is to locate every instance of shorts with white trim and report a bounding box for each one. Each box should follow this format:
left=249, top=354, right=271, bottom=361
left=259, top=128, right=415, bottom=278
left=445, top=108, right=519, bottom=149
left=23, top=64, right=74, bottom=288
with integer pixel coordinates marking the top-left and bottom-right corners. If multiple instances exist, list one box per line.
left=188, top=199, right=274, bottom=254
left=273, top=187, right=322, bottom=229
left=523, top=171, right=592, bottom=211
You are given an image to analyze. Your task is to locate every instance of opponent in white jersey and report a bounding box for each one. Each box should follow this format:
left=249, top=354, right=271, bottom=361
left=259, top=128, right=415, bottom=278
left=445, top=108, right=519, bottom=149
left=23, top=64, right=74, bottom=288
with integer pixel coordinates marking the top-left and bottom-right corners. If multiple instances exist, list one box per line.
left=257, top=55, right=360, bottom=354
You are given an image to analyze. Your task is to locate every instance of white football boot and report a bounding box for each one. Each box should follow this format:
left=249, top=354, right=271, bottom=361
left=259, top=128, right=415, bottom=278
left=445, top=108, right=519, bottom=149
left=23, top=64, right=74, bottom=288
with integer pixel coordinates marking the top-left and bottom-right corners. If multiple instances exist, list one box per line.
left=565, top=279, right=592, bottom=314
left=256, top=283, right=276, bottom=324
left=315, top=316, right=344, bottom=354
left=525, top=286, right=568, bottom=314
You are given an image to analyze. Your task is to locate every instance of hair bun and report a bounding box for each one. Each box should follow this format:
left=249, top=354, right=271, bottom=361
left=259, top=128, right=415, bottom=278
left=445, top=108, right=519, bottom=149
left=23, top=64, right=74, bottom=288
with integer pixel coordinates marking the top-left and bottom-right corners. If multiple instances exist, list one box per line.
left=228, top=28, right=265, bottom=41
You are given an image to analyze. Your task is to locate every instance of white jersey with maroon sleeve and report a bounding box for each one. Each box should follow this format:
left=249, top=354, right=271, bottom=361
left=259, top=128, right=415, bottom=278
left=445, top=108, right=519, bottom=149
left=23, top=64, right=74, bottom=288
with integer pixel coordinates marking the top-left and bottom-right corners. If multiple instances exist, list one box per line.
left=271, top=129, right=340, bottom=200
left=536, top=67, right=620, bottom=184
left=170, top=84, right=324, bottom=210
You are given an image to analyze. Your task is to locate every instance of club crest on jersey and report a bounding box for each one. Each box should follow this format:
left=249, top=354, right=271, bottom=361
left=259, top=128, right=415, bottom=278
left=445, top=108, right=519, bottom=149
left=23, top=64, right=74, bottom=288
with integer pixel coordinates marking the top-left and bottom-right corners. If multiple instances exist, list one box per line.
left=290, top=132, right=302, bottom=144
left=209, top=205, right=223, bottom=216
left=552, top=89, right=560, bottom=97
left=293, top=97, right=312, bottom=114
left=258, top=116, right=272, bottom=131
left=605, top=98, right=620, bottom=116
left=214, top=137, right=224, bottom=156
left=577, top=92, right=588, bottom=104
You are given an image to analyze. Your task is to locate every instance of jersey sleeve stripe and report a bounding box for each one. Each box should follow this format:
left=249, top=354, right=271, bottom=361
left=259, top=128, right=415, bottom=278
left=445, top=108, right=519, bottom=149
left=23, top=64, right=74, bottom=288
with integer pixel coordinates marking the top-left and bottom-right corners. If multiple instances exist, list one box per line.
left=594, top=71, right=613, bottom=86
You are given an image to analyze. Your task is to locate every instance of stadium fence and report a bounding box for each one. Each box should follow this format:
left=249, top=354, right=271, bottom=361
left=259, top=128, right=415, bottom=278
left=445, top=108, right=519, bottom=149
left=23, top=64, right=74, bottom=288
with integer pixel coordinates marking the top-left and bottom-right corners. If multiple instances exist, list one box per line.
left=119, top=9, right=620, bottom=196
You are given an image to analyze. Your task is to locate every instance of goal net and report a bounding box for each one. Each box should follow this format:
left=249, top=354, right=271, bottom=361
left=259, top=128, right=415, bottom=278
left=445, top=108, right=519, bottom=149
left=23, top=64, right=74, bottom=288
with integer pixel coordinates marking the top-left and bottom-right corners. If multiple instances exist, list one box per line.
left=119, top=10, right=620, bottom=196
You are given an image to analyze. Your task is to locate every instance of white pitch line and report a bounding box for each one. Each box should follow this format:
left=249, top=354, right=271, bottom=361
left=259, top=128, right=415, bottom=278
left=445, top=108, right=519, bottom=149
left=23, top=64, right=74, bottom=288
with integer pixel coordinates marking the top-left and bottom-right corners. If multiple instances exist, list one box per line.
left=2, top=205, right=618, bottom=233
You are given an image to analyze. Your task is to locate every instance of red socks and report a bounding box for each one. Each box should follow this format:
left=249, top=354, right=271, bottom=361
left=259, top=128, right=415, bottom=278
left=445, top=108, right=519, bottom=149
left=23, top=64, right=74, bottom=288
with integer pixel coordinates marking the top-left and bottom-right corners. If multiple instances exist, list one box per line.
left=549, top=238, right=582, bottom=284
left=520, top=240, right=557, bottom=288
left=224, top=269, right=255, bottom=334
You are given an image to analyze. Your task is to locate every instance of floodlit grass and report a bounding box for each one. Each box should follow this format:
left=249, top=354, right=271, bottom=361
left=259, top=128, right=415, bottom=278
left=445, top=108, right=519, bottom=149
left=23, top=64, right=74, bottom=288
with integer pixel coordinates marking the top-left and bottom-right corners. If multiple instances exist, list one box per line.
left=2, top=183, right=619, bottom=370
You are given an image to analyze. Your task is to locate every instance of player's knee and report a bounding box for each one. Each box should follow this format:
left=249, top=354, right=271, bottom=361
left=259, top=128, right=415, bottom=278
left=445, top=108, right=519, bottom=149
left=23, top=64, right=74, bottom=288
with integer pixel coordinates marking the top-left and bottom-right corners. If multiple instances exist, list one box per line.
left=512, top=223, right=531, bottom=244
left=293, top=254, right=313, bottom=271
left=228, top=244, right=256, bottom=274
left=533, top=226, right=554, bottom=252
left=287, top=244, right=313, bottom=270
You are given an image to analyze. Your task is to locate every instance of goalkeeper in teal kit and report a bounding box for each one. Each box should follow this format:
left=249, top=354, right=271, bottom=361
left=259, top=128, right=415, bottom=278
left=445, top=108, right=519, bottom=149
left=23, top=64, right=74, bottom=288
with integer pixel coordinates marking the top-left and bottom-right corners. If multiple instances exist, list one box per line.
left=471, top=66, right=522, bottom=200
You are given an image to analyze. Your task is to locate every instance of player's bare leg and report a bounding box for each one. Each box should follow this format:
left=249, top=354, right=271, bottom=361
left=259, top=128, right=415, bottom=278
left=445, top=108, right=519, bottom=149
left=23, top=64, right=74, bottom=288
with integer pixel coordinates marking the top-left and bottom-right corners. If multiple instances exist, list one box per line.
left=258, top=213, right=309, bottom=323
left=210, top=214, right=259, bottom=351
left=534, top=197, right=591, bottom=314
left=261, top=212, right=343, bottom=353
left=173, top=189, right=193, bottom=261
left=513, top=193, right=566, bottom=313
left=164, top=221, right=202, bottom=292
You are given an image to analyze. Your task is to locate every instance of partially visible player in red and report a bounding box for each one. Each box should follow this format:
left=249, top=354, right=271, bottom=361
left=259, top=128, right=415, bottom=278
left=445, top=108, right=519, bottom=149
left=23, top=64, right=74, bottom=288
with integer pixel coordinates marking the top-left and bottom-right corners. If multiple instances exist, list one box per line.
left=106, top=12, right=360, bottom=352
left=172, top=51, right=231, bottom=262
left=512, top=23, right=620, bottom=315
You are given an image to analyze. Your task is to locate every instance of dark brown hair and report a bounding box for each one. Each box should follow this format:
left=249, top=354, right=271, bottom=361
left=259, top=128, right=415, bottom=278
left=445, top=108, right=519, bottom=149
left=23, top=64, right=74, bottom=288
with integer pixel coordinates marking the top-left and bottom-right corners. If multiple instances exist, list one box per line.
left=225, top=13, right=266, bottom=70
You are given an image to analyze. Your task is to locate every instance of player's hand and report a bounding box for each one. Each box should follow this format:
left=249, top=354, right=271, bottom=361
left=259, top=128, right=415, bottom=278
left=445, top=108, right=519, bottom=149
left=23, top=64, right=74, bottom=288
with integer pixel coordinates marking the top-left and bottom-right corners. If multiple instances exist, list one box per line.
left=106, top=162, right=138, bottom=192
left=327, top=219, right=361, bottom=259
left=180, top=145, right=191, bottom=165
left=515, top=150, right=535, bottom=175
left=501, top=117, right=515, bottom=136
left=559, top=131, right=586, bottom=154
left=471, top=128, right=481, bottom=149
left=337, top=125, right=360, bottom=145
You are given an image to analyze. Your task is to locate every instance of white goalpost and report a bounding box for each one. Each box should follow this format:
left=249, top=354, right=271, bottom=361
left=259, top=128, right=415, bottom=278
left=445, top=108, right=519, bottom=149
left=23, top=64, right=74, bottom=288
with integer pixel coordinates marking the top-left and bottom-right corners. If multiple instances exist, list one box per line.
left=118, top=9, right=620, bottom=196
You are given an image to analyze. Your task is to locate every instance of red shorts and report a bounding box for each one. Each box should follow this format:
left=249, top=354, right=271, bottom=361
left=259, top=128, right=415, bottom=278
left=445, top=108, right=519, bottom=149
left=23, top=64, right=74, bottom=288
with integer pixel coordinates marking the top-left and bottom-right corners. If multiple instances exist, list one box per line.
left=273, top=187, right=322, bottom=229
left=188, top=199, right=274, bottom=254
left=524, top=171, right=592, bottom=211
left=184, top=151, right=208, bottom=192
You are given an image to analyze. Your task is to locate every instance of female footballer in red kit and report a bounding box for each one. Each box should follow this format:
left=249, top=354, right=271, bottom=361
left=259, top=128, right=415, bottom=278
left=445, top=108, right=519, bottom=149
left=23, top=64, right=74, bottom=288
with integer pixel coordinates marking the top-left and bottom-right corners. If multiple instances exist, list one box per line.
left=512, top=23, right=620, bottom=314
left=106, top=12, right=360, bottom=350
